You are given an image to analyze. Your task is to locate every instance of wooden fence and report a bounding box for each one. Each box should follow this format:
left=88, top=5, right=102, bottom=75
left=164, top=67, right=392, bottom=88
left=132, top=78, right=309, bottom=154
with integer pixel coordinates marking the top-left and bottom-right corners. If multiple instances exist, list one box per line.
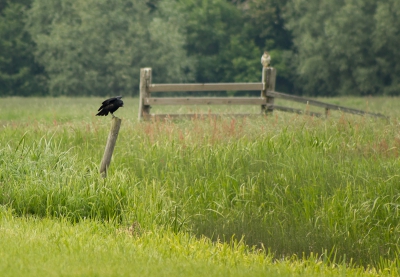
left=138, top=67, right=387, bottom=120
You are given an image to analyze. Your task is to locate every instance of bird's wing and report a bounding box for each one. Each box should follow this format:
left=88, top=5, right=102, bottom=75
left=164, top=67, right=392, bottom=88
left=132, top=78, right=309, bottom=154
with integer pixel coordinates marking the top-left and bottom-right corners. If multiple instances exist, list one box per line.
left=102, top=96, right=122, bottom=105
left=98, top=96, right=123, bottom=111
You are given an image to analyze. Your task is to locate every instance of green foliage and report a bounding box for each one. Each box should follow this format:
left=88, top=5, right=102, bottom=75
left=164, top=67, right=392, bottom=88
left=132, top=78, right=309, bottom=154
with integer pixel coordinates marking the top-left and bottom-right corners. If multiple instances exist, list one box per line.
left=373, top=0, right=400, bottom=95
left=25, top=0, right=192, bottom=96
left=176, top=0, right=261, bottom=87
left=148, top=0, right=195, bottom=84
left=285, top=0, right=400, bottom=96
left=235, top=0, right=292, bottom=50
left=1, top=0, right=400, bottom=97
left=232, top=0, right=294, bottom=93
left=0, top=0, right=46, bottom=96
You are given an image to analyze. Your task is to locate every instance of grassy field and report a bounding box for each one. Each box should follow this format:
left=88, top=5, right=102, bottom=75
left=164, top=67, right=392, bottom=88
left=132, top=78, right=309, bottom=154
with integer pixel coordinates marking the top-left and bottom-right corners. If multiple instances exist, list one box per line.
left=0, top=96, right=399, bottom=276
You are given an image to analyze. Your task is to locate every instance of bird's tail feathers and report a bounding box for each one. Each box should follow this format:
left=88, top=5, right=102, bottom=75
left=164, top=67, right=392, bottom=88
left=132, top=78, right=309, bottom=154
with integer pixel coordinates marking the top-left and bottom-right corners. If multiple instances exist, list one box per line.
left=96, top=110, right=109, bottom=116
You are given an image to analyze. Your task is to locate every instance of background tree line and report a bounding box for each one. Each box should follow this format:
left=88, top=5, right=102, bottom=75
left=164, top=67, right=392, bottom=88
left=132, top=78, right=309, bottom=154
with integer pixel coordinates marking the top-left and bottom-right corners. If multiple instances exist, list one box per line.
left=1, top=0, right=399, bottom=97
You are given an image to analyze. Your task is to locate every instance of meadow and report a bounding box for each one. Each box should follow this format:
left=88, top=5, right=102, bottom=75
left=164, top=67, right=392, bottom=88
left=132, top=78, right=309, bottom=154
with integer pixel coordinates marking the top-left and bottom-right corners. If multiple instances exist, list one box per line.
left=0, top=96, right=399, bottom=276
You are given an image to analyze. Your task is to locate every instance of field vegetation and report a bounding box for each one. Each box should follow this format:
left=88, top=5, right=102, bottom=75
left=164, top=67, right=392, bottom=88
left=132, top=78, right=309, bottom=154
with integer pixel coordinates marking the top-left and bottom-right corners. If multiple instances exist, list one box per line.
left=0, top=97, right=399, bottom=276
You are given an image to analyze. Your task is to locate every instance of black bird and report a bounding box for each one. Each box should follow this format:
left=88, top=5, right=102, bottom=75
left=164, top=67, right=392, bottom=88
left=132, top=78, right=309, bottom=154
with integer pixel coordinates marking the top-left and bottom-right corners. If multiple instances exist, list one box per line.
left=96, top=96, right=124, bottom=118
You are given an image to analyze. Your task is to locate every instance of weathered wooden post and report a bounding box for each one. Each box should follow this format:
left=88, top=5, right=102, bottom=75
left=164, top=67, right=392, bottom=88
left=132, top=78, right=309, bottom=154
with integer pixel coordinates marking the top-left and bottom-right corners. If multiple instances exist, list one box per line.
left=138, top=68, right=152, bottom=121
left=260, top=51, right=276, bottom=115
left=100, top=117, right=122, bottom=178
left=325, top=107, right=330, bottom=118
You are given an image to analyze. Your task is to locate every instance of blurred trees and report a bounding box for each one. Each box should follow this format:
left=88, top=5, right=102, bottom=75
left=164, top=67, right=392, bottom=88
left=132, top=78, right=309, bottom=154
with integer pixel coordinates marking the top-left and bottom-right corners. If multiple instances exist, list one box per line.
left=25, top=0, right=191, bottom=96
left=0, top=0, right=399, bottom=96
left=373, top=0, right=400, bottom=95
left=285, top=0, right=400, bottom=96
left=233, top=0, right=294, bottom=92
left=0, top=0, right=46, bottom=96
left=176, top=0, right=260, bottom=86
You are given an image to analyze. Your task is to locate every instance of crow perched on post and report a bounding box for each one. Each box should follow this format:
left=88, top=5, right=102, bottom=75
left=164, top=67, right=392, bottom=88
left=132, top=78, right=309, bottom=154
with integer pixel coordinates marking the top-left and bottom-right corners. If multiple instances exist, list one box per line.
left=96, top=96, right=124, bottom=118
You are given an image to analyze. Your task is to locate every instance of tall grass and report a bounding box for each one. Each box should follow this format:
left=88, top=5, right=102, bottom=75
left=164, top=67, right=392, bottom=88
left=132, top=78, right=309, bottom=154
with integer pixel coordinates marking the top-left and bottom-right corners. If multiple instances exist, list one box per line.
left=3, top=206, right=393, bottom=277
left=0, top=97, right=399, bottom=271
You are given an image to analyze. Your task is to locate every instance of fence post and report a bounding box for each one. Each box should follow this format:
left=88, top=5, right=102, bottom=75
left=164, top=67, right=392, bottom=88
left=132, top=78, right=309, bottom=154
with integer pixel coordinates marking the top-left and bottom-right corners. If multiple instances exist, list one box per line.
left=325, top=107, right=330, bottom=118
left=100, top=117, right=122, bottom=178
left=261, top=67, right=277, bottom=115
left=138, top=68, right=152, bottom=120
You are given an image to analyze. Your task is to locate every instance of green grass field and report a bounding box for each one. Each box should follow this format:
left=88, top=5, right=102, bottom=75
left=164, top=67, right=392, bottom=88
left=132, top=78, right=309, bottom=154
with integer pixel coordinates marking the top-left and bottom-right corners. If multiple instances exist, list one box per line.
left=0, top=97, right=399, bottom=276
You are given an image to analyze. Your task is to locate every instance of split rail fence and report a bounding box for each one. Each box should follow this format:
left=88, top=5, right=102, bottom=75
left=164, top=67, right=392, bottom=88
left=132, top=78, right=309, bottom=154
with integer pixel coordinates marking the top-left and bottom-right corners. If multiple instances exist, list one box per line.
left=138, top=67, right=386, bottom=121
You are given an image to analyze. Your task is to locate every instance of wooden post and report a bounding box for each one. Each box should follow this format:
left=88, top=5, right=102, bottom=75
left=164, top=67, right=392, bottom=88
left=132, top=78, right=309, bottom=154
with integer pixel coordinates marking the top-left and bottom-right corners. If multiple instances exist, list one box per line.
left=261, top=67, right=276, bottom=115
left=138, top=68, right=152, bottom=120
left=100, top=117, right=122, bottom=178
left=325, top=107, right=330, bottom=118
left=261, top=68, right=267, bottom=114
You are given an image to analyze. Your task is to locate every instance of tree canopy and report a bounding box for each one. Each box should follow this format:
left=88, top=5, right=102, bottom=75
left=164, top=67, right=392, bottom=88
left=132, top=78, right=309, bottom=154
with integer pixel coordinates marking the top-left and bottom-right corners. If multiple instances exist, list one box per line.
left=0, top=0, right=46, bottom=96
left=25, top=0, right=192, bottom=96
left=0, top=0, right=399, bottom=96
left=285, top=0, right=400, bottom=96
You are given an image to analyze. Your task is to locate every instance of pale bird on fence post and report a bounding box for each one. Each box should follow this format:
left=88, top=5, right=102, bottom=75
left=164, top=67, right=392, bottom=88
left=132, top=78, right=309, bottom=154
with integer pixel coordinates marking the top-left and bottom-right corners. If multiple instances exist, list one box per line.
left=261, top=51, right=271, bottom=68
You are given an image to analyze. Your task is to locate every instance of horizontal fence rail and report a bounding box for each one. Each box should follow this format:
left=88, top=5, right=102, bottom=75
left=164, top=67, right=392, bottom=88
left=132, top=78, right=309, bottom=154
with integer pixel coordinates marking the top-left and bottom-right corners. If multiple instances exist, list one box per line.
left=143, top=113, right=265, bottom=120
left=267, top=91, right=387, bottom=118
left=144, top=97, right=267, bottom=105
left=138, top=67, right=276, bottom=120
left=149, top=83, right=263, bottom=92
left=138, top=66, right=387, bottom=120
left=273, top=105, right=323, bottom=117
left=141, top=105, right=323, bottom=119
